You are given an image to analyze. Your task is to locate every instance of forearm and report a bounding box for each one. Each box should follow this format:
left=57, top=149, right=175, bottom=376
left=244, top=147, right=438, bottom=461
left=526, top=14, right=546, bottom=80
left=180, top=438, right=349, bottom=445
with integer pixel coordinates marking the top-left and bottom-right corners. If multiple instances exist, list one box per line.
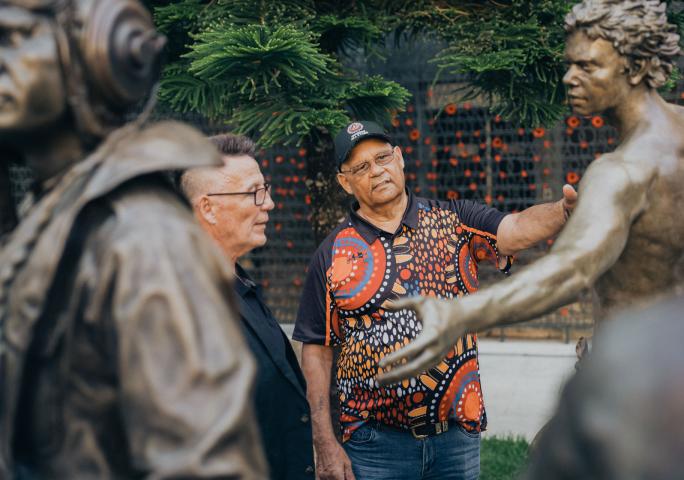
left=301, top=344, right=338, bottom=445
left=497, top=200, right=566, bottom=255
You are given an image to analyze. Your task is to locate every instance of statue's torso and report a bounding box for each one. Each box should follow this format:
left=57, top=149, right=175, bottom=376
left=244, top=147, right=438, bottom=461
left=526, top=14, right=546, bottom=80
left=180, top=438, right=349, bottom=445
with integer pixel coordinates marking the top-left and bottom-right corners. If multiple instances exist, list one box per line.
left=595, top=109, right=684, bottom=321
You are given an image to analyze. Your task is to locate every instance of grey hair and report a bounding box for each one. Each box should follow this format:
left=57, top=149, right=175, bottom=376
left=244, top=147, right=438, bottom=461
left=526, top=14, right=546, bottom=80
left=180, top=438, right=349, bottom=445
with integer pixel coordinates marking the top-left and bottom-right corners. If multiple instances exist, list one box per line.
left=565, top=0, right=680, bottom=88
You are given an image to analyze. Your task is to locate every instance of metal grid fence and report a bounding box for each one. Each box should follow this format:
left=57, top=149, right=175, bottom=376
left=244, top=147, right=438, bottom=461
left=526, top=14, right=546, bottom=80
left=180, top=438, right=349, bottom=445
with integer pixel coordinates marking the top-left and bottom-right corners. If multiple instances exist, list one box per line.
left=9, top=38, right=684, bottom=340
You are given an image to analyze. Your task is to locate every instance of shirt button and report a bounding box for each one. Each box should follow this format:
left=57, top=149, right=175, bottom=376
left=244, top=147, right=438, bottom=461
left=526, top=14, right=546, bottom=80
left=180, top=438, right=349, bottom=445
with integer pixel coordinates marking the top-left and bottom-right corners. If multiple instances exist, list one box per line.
left=305, top=465, right=314, bottom=474
left=300, top=413, right=310, bottom=423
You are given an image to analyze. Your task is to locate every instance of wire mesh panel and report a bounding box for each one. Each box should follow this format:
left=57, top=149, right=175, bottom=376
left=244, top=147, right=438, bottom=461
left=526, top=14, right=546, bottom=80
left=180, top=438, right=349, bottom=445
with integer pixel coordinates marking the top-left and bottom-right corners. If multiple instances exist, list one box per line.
left=7, top=38, right=684, bottom=339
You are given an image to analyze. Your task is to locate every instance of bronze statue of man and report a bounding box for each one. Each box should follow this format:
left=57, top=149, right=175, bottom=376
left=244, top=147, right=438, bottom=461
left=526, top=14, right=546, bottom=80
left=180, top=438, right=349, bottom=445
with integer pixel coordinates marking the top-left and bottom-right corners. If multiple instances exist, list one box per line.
left=379, top=0, right=684, bottom=383
left=0, top=0, right=266, bottom=478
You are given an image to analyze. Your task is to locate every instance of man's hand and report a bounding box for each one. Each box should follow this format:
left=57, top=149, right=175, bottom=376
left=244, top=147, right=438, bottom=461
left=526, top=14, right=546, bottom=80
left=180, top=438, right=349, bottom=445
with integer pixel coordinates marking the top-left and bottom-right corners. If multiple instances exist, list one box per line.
left=377, top=296, right=469, bottom=385
left=561, top=184, right=578, bottom=220
left=315, top=439, right=355, bottom=480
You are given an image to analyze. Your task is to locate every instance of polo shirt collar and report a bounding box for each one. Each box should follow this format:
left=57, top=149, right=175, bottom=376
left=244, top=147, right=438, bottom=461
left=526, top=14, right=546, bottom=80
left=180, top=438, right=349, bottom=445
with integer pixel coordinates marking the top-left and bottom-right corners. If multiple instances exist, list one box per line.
left=349, top=189, right=419, bottom=244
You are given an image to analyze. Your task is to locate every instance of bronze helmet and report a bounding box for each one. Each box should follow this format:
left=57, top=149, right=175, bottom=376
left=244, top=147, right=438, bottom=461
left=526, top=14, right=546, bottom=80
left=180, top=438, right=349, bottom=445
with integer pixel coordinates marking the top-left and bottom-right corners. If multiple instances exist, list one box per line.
left=2, top=0, right=166, bottom=139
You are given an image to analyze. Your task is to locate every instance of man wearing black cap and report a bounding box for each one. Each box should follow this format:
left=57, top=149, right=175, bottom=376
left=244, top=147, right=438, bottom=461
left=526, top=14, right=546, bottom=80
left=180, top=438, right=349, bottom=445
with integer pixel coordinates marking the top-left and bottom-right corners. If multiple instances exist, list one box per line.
left=292, top=120, right=577, bottom=479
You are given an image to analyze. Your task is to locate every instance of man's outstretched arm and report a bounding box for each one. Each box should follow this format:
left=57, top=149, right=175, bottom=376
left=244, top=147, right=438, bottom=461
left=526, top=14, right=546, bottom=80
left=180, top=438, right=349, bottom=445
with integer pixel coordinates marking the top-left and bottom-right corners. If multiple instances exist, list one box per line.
left=496, top=184, right=577, bottom=256
left=378, top=157, right=653, bottom=383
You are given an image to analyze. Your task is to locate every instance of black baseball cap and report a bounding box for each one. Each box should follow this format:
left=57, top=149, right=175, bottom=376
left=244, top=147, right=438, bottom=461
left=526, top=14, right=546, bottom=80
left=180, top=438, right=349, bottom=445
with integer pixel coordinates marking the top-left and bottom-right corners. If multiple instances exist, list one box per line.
left=334, top=120, right=391, bottom=169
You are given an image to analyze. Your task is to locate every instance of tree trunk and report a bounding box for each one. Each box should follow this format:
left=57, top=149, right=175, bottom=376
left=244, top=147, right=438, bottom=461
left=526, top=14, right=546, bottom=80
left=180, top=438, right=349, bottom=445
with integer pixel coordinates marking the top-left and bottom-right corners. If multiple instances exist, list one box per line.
left=304, top=135, right=350, bottom=245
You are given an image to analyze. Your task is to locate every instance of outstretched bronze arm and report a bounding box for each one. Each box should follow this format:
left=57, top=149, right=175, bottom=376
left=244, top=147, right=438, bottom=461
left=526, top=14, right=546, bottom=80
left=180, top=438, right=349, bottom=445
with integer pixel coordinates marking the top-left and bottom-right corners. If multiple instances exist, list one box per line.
left=378, top=156, right=653, bottom=384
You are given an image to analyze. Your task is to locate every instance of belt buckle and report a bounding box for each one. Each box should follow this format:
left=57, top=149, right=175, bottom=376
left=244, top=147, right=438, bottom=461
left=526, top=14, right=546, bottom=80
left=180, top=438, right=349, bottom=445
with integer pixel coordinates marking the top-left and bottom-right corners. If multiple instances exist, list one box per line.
left=410, top=420, right=449, bottom=439
left=411, top=427, right=428, bottom=440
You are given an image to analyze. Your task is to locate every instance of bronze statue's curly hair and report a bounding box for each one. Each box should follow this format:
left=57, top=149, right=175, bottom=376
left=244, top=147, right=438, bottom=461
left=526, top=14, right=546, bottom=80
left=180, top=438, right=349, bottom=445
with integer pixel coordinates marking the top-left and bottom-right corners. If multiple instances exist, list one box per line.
left=565, top=0, right=680, bottom=89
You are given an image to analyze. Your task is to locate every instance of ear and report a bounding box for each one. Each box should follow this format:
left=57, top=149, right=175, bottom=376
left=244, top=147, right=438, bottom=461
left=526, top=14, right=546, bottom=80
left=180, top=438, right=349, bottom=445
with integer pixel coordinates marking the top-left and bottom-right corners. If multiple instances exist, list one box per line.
left=336, top=172, right=354, bottom=195
left=627, top=58, right=649, bottom=86
left=198, top=196, right=217, bottom=225
left=394, top=145, right=405, bottom=170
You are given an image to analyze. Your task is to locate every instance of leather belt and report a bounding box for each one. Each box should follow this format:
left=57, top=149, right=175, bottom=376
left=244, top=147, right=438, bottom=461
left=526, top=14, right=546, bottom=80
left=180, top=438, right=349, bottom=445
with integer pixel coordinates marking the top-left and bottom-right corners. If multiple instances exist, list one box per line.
left=409, top=420, right=451, bottom=440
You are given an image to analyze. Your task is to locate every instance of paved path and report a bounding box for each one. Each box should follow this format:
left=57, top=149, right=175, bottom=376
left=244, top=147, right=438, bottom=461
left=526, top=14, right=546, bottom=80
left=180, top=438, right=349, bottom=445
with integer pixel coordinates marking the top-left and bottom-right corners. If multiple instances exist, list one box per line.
left=478, top=340, right=576, bottom=441
left=282, top=325, right=576, bottom=441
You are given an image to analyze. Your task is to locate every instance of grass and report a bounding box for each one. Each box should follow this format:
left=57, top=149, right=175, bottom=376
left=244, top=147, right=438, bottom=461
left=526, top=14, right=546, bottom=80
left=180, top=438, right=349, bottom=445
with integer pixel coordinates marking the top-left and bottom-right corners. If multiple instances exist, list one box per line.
left=480, top=436, right=530, bottom=480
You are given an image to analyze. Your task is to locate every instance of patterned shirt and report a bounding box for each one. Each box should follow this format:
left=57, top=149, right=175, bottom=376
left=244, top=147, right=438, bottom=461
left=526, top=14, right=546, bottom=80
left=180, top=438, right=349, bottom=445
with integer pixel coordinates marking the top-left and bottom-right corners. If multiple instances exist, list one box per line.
left=293, top=192, right=510, bottom=440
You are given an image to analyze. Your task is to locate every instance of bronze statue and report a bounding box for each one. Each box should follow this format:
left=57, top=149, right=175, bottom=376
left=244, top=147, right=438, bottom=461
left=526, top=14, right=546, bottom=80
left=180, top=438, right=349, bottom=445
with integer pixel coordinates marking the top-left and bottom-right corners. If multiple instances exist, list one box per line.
left=379, top=0, right=684, bottom=383
left=0, top=0, right=266, bottom=478
left=524, top=296, right=684, bottom=480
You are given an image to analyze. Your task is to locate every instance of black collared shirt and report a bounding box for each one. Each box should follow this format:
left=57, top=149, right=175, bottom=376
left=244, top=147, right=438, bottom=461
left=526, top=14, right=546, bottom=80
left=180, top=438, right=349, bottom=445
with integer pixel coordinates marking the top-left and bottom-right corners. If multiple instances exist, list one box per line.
left=293, top=192, right=510, bottom=440
left=234, top=265, right=287, bottom=359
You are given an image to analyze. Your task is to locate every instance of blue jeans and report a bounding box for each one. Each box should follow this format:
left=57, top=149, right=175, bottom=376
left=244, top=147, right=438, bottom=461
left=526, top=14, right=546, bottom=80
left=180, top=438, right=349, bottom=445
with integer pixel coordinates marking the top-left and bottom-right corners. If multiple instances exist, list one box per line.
left=343, top=422, right=480, bottom=480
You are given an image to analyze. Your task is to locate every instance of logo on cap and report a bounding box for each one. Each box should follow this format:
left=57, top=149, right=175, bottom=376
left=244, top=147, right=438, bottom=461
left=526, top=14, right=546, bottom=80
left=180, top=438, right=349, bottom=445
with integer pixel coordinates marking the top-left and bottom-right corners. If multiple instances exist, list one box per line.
left=347, top=122, right=364, bottom=135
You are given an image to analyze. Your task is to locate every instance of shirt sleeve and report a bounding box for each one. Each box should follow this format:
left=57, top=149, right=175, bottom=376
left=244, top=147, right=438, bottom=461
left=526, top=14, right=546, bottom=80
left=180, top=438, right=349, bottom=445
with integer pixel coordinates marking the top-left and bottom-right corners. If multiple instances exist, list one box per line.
left=451, top=199, right=512, bottom=273
left=293, top=249, right=341, bottom=347
left=99, top=207, right=268, bottom=479
left=450, top=199, right=507, bottom=236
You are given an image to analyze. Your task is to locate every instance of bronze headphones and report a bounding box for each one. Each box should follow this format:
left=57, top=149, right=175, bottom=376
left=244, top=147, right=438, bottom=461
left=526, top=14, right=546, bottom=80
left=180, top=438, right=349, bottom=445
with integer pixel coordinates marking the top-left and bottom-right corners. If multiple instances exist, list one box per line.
left=2, top=0, right=166, bottom=138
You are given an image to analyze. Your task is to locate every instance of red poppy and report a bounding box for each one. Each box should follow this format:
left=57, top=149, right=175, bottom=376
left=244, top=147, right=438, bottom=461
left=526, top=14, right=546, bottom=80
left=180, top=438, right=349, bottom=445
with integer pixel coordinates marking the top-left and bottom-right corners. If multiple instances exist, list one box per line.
left=566, top=171, right=580, bottom=184
left=447, top=190, right=459, bottom=200
left=449, top=158, right=458, bottom=167
left=591, top=116, right=604, bottom=128
left=445, top=103, right=457, bottom=115
left=532, top=128, right=545, bottom=138
left=492, top=137, right=504, bottom=149
left=409, top=129, right=420, bottom=141
left=298, top=148, right=307, bottom=157
left=469, top=182, right=478, bottom=191
left=567, top=116, right=581, bottom=128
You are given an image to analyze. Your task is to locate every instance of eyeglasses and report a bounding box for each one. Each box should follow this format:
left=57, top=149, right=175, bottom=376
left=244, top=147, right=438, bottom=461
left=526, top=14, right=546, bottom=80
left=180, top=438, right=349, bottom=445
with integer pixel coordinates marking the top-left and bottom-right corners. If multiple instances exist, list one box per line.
left=206, top=183, right=272, bottom=206
left=340, top=148, right=396, bottom=177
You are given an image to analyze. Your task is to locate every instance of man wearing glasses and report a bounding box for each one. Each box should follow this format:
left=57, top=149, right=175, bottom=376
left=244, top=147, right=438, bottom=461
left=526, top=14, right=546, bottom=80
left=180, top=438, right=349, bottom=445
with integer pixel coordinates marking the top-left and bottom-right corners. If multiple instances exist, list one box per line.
left=293, top=121, right=578, bottom=479
left=181, top=134, right=315, bottom=479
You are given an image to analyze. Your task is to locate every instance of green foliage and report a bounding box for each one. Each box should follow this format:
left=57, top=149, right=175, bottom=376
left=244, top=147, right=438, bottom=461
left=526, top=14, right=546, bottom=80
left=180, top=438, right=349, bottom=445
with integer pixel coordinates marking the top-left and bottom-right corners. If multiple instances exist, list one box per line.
left=480, top=436, right=529, bottom=480
left=155, top=1, right=410, bottom=147
left=422, top=1, right=572, bottom=127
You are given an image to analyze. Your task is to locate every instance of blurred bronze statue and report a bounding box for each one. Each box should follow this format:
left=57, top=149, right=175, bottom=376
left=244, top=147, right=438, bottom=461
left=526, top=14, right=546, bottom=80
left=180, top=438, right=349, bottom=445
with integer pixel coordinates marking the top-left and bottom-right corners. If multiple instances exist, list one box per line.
left=524, top=295, right=684, bottom=480
left=379, top=0, right=684, bottom=383
left=0, top=0, right=266, bottom=478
